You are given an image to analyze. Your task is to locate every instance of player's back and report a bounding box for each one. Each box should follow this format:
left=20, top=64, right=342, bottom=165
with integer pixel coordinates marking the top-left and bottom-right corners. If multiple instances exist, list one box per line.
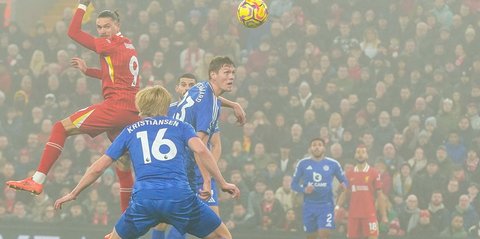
left=173, top=81, right=220, bottom=136
left=168, top=101, right=180, bottom=117
left=96, top=34, right=139, bottom=110
left=113, top=116, right=197, bottom=200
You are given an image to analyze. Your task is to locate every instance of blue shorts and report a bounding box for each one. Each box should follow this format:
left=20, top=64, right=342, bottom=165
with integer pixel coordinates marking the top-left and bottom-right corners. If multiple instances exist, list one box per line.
left=302, top=202, right=335, bottom=233
left=115, top=194, right=221, bottom=238
left=194, top=179, right=218, bottom=206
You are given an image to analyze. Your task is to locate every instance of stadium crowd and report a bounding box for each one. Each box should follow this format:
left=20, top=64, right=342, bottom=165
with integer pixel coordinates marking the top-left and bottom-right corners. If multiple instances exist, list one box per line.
left=1, top=0, right=480, bottom=238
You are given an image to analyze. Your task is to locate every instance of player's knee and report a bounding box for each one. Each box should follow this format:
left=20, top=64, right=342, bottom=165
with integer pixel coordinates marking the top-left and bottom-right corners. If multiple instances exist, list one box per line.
left=206, top=223, right=231, bottom=239
left=110, top=228, right=122, bottom=239
left=60, top=118, right=77, bottom=134
left=154, top=223, right=168, bottom=231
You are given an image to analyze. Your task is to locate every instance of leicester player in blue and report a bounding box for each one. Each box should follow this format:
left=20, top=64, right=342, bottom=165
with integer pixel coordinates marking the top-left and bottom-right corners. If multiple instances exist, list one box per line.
left=291, top=138, right=347, bottom=239
left=54, top=85, right=240, bottom=239
left=153, top=72, right=245, bottom=239
left=173, top=56, right=237, bottom=217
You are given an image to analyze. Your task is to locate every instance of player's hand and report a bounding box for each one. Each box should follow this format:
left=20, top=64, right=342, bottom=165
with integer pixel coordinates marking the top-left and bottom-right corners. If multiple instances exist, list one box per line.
left=54, top=192, right=77, bottom=210
left=304, top=184, right=314, bottom=194
left=381, top=215, right=389, bottom=224
left=198, top=182, right=212, bottom=201
left=220, top=183, right=240, bottom=199
left=79, top=0, right=91, bottom=6
left=232, top=102, right=246, bottom=126
left=71, top=57, right=87, bottom=74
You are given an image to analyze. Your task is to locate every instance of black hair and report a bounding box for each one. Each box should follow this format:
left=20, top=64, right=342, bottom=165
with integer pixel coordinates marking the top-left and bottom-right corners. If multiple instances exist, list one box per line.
left=310, top=137, right=326, bottom=146
left=178, top=73, right=197, bottom=82
left=98, top=10, right=120, bottom=23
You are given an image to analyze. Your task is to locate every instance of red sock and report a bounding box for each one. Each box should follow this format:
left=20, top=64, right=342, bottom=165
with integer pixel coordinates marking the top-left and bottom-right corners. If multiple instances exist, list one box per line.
left=37, top=122, right=68, bottom=174
left=116, top=168, right=133, bottom=212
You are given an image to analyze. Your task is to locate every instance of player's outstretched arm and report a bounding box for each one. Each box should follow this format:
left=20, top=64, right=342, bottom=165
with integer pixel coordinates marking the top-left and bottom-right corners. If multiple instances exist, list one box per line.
left=71, top=57, right=101, bottom=79
left=219, top=97, right=246, bottom=125
left=67, top=0, right=96, bottom=51
left=188, top=137, right=240, bottom=199
left=54, top=154, right=113, bottom=209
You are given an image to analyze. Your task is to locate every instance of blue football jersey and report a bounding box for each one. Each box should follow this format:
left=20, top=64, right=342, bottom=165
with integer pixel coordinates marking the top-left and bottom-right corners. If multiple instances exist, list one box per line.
left=105, top=116, right=198, bottom=199
left=291, top=157, right=347, bottom=205
left=173, top=81, right=221, bottom=183
left=167, top=101, right=179, bottom=117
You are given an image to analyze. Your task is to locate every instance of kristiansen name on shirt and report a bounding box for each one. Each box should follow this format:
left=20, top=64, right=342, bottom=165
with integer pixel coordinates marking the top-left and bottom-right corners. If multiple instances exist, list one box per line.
left=127, top=119, right=179, bottom=133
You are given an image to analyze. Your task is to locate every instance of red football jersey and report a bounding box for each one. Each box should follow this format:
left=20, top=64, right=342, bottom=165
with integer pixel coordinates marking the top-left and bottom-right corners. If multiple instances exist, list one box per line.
left=94, top=35, right=139, bottom=110
left=68, top=6, right=140, bottom=111
left=345, top=164, right=382, bottom=218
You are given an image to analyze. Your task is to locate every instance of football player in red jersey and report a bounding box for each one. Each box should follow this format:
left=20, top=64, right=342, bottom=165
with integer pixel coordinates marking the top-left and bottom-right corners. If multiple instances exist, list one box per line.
left=336, top=145, right=388, bottom=239
left=7, top=0, right=139, bottom=213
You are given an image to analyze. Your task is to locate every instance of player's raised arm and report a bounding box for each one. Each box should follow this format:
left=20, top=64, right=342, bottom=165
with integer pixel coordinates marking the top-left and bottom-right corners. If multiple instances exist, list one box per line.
left=188, top=136, right=240, bottom=199
left=68, top=0, right=96, bottom=51
left=219, top=97, right=246, bottom=125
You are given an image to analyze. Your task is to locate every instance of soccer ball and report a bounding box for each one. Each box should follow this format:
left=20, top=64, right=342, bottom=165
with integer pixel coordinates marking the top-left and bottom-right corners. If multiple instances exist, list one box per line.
left=237, top=0, right=269, bottom=28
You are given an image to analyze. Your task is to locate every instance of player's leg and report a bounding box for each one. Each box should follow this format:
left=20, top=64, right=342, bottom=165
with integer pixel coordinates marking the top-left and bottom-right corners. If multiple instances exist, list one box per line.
left=318, top=229, right=331, bottom=239
left=166, top=226, right=186, bottom=239
left=347, top=218, right=361, bottom=239
left=113, top=149, right=134, bottom=212
left=364, top=217, right=379, bottom=239
left=206, top=180, right=220, bottom=215
left=203, top=223, right=232, bottom=239
left=302, top=202, right=320, bottom=239
left=316, top=205, right=335, bottom=239
left=105, top=109, right=140, bottom=213
left=152, top=223, right=168, bottom=239
left=6, top=107, right=92, bottom=194
left=107, top=229, right=121, bottom=239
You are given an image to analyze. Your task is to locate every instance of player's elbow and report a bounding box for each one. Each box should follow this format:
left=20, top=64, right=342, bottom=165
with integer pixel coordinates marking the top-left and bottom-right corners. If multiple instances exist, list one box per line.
left=67, top=27, right=78, bottom=40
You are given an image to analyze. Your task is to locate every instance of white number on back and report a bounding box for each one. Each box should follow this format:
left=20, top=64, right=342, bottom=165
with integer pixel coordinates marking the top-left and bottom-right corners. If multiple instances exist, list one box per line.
left=175, top=95, right=195, bottom=121
left=136, top=128, right=177, bottom=164
left=129, top=55, right=139, bottom=87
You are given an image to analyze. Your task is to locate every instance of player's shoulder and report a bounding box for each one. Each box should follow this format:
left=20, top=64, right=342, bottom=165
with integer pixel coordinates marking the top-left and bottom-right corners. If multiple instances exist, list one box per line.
left=188, top=81, right=211, bottom=101
left=296, top=157, right=311, bottom=167
left=169, top=101, right=179, bottom=108
left=324, top=157, right=342, bottom=167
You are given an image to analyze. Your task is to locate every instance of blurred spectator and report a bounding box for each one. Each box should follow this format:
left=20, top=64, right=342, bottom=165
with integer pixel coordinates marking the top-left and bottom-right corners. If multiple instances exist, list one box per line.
left=408, top=209, right=437, bottom=237
left=225, top=203, right=254, bottom=232
left=451, top=194, right=480, bottom=230
left=256, top=189, right=284, bottom=231
left=440, top=214, right=467, bottom=238
left=63, top=202, right=88, bottom=225
left=29, top=191, right=52, bottom=222
left=278, top=208, right=301, bottom=232
left=398, top=194, right=420, bottom=234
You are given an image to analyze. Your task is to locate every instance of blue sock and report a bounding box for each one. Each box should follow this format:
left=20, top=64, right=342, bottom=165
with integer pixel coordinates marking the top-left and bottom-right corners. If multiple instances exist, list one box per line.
left=152, top=229, right=166, bottom=239
left=167, top=227, right=186, bottom=239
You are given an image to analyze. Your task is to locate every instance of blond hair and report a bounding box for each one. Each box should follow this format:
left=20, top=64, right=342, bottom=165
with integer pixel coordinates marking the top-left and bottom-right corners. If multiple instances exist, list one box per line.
left=135, top=85, right=172, bottom=117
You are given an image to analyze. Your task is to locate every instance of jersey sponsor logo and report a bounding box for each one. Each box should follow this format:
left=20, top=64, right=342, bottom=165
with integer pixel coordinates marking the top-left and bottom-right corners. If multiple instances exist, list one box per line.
left=306, top=165, right=313, bottom=170
left=323, top=165, right=329, bottom=171
left=124, top=43, right=135, bottom=49
left=312, top=172, right=327, bottom=187
left=313, top=172, right=322, bottom=182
